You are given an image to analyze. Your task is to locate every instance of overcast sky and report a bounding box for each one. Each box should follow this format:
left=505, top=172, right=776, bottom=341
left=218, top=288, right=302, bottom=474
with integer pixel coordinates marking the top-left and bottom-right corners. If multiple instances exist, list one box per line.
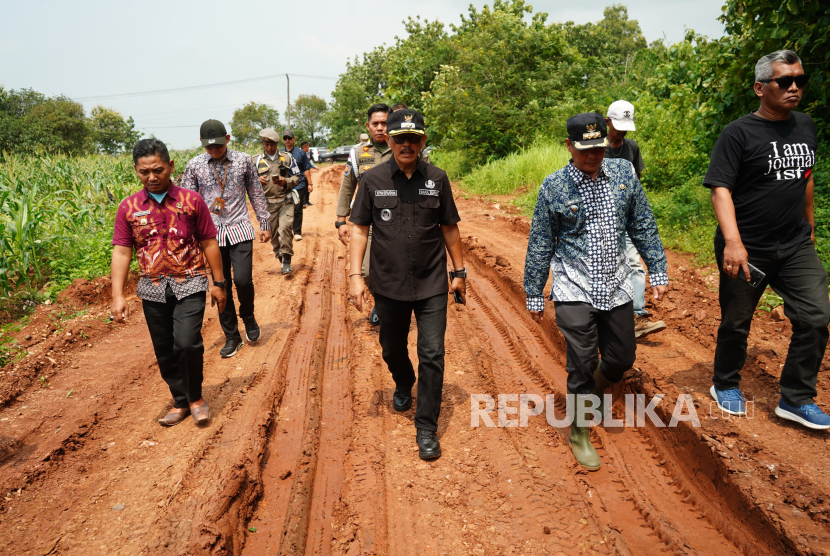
left=0, top=0, right=725, bottom=149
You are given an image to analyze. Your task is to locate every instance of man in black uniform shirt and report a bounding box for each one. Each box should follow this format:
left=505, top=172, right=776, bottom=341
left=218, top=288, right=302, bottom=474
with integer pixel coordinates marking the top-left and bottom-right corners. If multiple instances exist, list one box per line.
left=348, top=109, right=466, bottom=460
left=705, top=49, right=830, bottom=430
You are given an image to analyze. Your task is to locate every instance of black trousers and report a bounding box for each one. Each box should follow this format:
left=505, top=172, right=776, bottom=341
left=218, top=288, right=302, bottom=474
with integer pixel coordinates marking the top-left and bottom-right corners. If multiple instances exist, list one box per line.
left=553, top=301, right=636, bottom=395
left=714, top=237, right=830, bottom=405
left=293, top=187, right=309, bottom=235
left=374, top=292, right=448, bottom=431
left=219, top=240, right=255, bottom=341
left=143, top=286, right=207, bottom=408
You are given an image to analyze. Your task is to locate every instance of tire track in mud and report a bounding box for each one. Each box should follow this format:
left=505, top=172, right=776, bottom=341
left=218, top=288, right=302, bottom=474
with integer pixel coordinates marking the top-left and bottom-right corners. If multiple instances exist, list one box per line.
left=242, top=248, right=345, bottom=554
left=461, top=243, right=771, bottom=555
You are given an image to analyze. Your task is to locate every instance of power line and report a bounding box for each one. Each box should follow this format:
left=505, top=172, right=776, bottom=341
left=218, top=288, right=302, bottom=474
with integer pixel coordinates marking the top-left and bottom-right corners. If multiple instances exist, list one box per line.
left=130, top=102, right=244, bottom=118
left=74, top=73, right=336, bottom=102
left=138, top=125, right=200, bottom=129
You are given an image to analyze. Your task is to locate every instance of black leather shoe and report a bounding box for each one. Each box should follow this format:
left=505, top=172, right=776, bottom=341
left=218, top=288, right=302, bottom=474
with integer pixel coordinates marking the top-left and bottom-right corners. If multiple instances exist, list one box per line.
left=281, top=255, right=293, bottom=275
left=220, top=337, right=244, bottom=358
left=243, top=317, right=260, bottom=343
left=416, top=429, right=442, bottom=460
left=369, top=306, right=380, bottom=326
left=393, top=386, right=412, bottom=411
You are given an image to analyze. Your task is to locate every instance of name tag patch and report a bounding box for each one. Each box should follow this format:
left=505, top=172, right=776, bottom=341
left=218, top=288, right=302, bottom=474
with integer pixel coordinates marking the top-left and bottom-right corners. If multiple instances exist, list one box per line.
left=375, top=190, right=397, bottom=196
left=133, top=210, right=151, bottom=217
left=419, top=189, right=439, bottom=196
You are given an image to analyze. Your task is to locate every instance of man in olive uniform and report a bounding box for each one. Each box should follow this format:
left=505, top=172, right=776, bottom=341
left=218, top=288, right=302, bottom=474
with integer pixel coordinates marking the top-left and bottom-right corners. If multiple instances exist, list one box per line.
left=254, top=128, right=301, bottom=274
left=335, top=103, right=393, bottom=325
left=348, top=109, right=466, bottom=461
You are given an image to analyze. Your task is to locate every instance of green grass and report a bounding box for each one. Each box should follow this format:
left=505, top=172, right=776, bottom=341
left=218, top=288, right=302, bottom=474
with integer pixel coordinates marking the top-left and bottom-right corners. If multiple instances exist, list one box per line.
left=455, top=141, right=719, bottom=265
left=461, top=143, right=571, bottom=197
left=0, top=146, right=210, bottom=325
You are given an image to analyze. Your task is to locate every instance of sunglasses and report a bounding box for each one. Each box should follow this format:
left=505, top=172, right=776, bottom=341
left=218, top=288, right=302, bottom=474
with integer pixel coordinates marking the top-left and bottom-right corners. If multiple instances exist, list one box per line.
left=758, top=74, right=809, bottom=89
left=391, top=133, right=423, bottom=145
left=283, top=136, right=293, bottom=141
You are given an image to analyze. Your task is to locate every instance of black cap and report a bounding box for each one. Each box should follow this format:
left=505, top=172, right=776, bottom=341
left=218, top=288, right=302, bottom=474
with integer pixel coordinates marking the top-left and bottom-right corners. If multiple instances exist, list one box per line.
left=386, top=109, right=425, bottom=136
left=200, top=119, right=227, bottom=147
left=566, top=113, right=609, bottom=150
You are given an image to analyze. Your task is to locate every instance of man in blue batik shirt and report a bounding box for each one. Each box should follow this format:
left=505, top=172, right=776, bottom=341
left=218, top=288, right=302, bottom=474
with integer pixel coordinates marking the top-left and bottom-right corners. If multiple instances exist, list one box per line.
left=523, top=112, right=669, bottom=471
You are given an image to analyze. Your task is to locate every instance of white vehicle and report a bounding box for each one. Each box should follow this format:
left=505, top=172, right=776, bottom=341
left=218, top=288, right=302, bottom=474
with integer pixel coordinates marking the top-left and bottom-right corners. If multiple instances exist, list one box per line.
left=308, top=147, right=330, bottom=163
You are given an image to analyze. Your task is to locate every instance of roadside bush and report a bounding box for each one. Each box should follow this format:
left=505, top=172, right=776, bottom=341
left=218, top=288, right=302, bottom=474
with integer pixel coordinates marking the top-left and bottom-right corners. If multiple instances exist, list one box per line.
left=648, top=175, right=717, bottom=264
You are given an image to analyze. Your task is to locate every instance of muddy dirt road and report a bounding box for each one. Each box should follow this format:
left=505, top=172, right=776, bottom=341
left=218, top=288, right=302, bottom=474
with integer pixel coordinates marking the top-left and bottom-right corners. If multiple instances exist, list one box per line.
left=2, top=165, right=830, bottom=555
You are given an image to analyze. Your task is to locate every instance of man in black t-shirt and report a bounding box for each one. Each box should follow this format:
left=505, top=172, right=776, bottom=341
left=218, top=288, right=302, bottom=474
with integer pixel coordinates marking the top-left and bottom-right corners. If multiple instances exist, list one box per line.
left=605, top=100, right=666, bottom=340
left=349, top=109, right=466, bottom=460
left=705, top=49, right=830, bottom=430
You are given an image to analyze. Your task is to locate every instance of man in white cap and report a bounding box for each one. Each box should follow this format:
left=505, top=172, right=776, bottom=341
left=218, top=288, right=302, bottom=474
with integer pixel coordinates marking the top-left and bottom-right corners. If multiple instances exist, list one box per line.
left=605, top=100, right=666, bottom=340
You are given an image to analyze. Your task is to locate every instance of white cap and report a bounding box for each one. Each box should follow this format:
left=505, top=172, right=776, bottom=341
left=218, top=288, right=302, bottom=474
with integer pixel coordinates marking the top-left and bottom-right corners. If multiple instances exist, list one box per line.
left=607, top=100, right=636, bottom=131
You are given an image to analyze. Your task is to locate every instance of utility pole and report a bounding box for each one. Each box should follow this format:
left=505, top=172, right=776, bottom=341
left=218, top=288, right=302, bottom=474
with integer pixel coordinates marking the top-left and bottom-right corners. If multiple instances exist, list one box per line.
left=286, top=73, right=290, bottom=129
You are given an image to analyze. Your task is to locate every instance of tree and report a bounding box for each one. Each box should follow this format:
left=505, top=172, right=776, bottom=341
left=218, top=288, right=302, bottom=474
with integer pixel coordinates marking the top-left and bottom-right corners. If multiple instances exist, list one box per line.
left=0, top=88, right=92, bottom=156
left=89, top=106, right=142, bottom=154
left=693, top=0, right=830, bottom=143
left=229, top=102, right=281, bottom=147
left=290, top=94, right=328, bottom=145
left=323, top=46, right=388, bottom=146
left=384, top=17, right=454, bottom=111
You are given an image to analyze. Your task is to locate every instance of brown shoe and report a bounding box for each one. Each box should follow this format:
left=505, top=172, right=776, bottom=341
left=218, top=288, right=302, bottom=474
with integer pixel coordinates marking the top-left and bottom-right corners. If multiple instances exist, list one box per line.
left=192, top=404, right=211, bottom=425
left=158, top=407, right=190, bottom=427
left=635, top=316, right=667, bottom=339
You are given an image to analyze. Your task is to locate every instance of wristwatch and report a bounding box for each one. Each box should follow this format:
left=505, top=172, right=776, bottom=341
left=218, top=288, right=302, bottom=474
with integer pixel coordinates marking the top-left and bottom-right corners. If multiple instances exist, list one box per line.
left=453, top=268, right=467, bottom=278
left=213, top=279, right=227, bottom=287
left=335, top=221, right=348, bottom=229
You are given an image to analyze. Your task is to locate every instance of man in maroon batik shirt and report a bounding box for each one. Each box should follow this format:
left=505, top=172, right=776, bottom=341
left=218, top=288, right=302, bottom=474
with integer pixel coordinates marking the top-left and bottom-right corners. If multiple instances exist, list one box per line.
left=111, top=138, right=227, bottom=427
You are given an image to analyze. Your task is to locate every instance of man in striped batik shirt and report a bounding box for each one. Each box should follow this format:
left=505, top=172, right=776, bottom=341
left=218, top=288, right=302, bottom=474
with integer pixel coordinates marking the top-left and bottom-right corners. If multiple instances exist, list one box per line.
left=180, top=119, right=271, bottom=358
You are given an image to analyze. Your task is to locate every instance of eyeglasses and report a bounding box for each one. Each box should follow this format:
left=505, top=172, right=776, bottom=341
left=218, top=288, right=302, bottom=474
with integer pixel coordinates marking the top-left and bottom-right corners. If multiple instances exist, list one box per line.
left=758, top=74, right=809, bottom=89
left=391, top=133, right=422, bottom=145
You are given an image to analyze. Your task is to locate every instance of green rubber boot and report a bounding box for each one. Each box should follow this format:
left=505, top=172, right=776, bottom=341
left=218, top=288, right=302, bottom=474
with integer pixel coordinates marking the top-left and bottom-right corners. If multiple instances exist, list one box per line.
left=568, top=393, right=601, bottom=471
left=590, top=360, right=615, bottom=418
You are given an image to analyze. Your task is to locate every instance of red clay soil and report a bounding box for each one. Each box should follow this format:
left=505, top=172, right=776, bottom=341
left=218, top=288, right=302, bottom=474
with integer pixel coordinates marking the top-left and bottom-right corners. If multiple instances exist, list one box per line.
left=1, top=165, right=829, bottom=555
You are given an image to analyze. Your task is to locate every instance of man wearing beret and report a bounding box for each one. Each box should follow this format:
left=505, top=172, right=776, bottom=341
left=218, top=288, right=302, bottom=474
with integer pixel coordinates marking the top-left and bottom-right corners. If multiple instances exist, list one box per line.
left=254, top=128, right=302, bottom=274
left=524, top=113, right=669, bottom=471
left=348, top=109, right=466, bottom=460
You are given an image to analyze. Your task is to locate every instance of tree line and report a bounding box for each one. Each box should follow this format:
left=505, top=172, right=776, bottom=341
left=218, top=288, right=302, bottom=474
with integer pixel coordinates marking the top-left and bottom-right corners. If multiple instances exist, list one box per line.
left=0, top=87, right=331, bottom=157
left=324, top=0, right=828, bottom=184
left=0, top=87, right=142, bottom=157
left=229, top=94, right=329, bottom=148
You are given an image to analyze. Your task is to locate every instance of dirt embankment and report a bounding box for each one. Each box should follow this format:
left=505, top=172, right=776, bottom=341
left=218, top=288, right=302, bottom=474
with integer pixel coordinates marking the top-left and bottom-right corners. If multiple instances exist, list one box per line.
left=1, top=165, right=829, bottom=555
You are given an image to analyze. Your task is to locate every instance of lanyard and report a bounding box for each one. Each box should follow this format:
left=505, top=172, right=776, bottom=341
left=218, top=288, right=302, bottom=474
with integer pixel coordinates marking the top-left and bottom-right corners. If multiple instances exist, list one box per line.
left=210, top=159, right=229, bottom=196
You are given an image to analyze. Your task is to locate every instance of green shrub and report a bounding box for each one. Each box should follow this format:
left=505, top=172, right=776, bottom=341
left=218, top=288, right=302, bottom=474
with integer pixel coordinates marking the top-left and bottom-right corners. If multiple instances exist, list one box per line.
left=648, top=175, right=717, bottom=264
left=461, top=143, right=570, bottom=196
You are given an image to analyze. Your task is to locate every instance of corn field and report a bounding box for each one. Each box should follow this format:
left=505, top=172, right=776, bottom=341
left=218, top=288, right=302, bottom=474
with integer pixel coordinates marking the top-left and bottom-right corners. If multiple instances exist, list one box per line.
left=0, top=149, right=201, bottom=297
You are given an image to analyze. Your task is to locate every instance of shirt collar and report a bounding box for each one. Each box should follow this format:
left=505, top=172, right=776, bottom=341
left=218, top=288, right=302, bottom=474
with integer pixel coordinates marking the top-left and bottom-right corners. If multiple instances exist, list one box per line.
left=205, top=149, right=235, bottom=165
left=140, top=182, right=180, bottom=204
left=264, top=151, right=279, bottom=161
left=389, top=155, right=427, bottom=178
left=567, top=159, right=608, bottom=184
left=372, top=140, right=390, bottom=154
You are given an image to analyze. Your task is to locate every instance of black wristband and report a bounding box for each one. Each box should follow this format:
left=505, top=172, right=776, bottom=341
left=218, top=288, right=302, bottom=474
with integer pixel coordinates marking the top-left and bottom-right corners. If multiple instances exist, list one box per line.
left=213, top=279, right=227, bottom=287
left=452, top=268, right=467, bottom=278
left=335, top=221, right=348, bottom=228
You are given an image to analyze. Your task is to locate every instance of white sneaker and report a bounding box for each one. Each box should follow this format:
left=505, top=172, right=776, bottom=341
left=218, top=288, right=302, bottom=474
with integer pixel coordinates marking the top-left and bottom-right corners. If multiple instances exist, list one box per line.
left=294, top=234, right=302, bottom=241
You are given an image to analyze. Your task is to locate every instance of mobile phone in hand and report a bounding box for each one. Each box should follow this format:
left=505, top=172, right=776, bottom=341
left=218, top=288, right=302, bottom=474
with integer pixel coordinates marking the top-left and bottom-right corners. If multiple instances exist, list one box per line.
left=448, top=270, right=463, bottom=303
left=736, top=263, right=766, bottom=288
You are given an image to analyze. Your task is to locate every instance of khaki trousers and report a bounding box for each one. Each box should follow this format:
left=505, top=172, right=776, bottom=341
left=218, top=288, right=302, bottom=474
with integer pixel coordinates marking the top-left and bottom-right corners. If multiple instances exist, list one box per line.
left=362, top=226, right=372, bottom=278
left=268, top=198, right=295, bottom=259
